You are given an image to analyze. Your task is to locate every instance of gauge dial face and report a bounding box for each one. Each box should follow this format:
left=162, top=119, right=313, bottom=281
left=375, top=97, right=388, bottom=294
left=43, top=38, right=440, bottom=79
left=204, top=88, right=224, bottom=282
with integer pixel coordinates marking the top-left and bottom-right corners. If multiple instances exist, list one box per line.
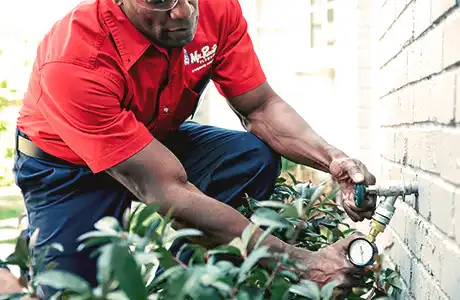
left=348, top=238, right=375, bottom=267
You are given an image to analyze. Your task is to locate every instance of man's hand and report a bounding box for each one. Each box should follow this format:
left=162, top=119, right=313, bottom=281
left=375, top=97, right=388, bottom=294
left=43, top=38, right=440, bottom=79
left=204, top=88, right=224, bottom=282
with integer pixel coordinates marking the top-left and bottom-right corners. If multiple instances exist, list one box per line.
left=329, top=157, right=376, bottom=222
left=290, top=233, right=370, bottom=290
left=0, top=268, right=24, bottom=294
left=226, top=82, right=377, bottom=222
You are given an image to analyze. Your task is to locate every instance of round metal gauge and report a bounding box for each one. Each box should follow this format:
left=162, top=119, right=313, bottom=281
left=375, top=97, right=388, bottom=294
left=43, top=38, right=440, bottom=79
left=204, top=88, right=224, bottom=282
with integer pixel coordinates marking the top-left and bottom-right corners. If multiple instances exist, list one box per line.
left=347, top=237, right=377, bottom=267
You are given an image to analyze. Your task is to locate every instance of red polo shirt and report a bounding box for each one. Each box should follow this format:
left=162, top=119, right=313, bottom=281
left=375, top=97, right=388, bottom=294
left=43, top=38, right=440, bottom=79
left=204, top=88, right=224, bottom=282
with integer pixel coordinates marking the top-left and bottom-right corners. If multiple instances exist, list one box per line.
left=17, top=0, right=266, bottom=173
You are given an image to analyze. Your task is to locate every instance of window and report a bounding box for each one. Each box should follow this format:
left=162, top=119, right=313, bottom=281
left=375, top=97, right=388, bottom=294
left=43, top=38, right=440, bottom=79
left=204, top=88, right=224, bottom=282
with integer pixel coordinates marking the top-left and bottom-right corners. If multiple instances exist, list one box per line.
left=310, top=12, right=322, bottom=48
left=309, top=0, right=336, bottom=48
left=327, top=8, right=334, bottom=23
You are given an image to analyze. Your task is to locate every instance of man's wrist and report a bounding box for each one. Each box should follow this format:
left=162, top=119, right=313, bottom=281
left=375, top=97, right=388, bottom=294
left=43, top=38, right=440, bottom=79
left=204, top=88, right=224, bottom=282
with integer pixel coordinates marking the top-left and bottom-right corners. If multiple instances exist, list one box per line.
left=325, top=146, right=348, bottom=167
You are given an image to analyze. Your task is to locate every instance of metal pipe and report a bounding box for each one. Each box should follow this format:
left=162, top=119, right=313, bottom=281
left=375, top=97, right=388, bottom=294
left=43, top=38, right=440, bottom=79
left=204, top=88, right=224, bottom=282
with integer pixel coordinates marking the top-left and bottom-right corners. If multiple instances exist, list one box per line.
left=366, top=180, right=419, bottom=198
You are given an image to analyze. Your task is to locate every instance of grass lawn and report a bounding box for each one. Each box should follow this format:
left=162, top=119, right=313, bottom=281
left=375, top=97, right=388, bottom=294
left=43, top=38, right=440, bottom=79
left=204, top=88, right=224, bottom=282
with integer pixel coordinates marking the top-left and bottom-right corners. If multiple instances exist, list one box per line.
left=0, top=237, right=16, bottom=244
left=0, top=189, right=25, bottom=221
left=0, top=205, right=23, bottom=221
left=0, top=190, right=24, bottom=245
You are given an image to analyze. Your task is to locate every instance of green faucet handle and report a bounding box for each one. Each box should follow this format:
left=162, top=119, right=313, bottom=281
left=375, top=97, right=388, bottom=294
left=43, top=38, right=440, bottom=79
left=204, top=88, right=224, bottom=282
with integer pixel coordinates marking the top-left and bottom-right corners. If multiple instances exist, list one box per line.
left=354, top=184, right=365, bottom=208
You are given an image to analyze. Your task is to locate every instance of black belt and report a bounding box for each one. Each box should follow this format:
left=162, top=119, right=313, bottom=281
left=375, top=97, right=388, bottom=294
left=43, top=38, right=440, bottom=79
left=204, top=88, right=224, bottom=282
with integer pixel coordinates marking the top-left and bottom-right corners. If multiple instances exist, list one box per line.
left=17, top=135, right=63, bottom=163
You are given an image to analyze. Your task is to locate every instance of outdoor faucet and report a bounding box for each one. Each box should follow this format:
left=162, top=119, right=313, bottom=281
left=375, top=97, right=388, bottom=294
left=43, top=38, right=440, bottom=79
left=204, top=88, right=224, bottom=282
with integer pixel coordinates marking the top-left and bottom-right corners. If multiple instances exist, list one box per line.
left=353, top=180, right=419, bottom=242
left=348, top=180, right=419, bottom=267
left=294, top=179, right=419, bottom=267
left=293, top=179, right=419, bottom=241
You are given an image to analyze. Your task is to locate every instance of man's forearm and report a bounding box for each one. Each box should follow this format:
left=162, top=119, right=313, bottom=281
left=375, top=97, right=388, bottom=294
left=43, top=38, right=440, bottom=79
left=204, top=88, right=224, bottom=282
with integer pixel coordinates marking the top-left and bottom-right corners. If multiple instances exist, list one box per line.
left=147, top=180, right=292, bottom=256
left=0, top=269, right=23, bottom=294
left=246, top=96, right=347, bottom=173
left=106, top=139, right=293, bottom=258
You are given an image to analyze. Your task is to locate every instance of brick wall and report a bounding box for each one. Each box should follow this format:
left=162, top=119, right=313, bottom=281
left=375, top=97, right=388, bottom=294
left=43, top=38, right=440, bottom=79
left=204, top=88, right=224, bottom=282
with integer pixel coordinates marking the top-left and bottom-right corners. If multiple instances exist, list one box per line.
left=375, top=0, right=460, bottom=299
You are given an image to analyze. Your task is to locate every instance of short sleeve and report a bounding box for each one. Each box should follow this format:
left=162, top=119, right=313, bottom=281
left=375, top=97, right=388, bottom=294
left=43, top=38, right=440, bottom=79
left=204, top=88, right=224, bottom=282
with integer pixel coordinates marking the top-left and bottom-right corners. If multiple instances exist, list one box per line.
left=37, top=62, right=153, bottom=173
left=211, top=0, right=266, bottom=98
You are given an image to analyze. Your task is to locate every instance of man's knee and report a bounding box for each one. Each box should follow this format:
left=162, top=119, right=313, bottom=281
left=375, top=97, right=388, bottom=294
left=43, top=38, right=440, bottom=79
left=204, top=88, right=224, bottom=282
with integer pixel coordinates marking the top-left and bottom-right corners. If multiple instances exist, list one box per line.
left=244, top=133, right=281, bottom=177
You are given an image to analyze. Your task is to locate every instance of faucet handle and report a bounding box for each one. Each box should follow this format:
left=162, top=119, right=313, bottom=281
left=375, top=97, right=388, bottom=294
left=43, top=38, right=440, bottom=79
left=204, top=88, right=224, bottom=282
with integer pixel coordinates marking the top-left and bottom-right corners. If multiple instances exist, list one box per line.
left=354, top=184, right=366, bottom=208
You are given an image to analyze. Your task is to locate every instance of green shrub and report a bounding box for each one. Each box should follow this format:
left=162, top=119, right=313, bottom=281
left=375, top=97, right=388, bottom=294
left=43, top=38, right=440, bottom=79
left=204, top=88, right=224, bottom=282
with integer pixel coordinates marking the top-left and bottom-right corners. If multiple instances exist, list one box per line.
left=0, top=175, right=402, bottom=300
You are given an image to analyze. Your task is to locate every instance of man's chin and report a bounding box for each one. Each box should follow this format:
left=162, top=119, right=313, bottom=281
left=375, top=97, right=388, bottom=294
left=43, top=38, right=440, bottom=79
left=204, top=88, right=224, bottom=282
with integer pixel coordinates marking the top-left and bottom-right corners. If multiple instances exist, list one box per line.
left=154, top=26, right=197, bottom=48
left=161, top=37, right=194, bottom=48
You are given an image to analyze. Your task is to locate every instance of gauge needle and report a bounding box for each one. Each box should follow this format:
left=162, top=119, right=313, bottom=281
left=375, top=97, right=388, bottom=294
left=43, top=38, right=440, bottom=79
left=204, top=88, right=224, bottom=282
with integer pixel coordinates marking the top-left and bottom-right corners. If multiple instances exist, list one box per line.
left=360, top=246, right=364, bottom=261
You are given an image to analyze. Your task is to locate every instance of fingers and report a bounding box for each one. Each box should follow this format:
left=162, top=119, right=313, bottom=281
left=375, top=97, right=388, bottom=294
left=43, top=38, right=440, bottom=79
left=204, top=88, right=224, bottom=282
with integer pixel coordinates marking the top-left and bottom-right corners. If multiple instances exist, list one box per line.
left=333, top=270, right=370, bottom=291
left=335, top=230, right=365, bottom=250
left=331, top=157, right=377, bottom=221
left=343, top=202, right=364, bottom=222
left=343, top=159, right=365, bottom=184
left=364, top=169, right=376, bottom=185
left=337, top=158, right=376, bottom=187
left=363, top=195, right=377, bottom=211
left=343, top=193, right=376, bottom=221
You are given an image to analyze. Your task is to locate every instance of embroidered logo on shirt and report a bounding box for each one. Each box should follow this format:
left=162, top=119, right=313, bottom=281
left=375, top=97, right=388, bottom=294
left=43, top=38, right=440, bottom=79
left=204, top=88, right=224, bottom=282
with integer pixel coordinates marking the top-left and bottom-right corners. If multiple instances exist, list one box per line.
left=186, top=44, right=217, bottom=73
left=184, top=49, right=190, bottom=66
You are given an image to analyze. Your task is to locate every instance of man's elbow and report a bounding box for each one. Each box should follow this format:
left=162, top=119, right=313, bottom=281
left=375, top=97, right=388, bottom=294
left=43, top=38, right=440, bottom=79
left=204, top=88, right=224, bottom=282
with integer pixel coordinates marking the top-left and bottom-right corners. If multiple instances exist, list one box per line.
left=106, top=159, right=188, bottom=206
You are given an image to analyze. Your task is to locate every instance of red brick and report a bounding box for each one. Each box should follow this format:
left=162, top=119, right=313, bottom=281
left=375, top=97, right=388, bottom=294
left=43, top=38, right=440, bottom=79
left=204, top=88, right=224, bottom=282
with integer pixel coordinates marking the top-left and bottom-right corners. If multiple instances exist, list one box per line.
left=414, top=0, right=432, bottom=38
left=443, top=9, right=460, bottom=68
left=431, top=0, right=457, bottom=22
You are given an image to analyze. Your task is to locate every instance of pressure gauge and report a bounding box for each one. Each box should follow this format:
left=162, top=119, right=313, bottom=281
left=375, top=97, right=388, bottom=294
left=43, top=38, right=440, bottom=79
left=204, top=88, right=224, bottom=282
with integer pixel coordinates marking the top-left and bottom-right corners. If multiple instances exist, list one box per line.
left=347, top=237, right=378, bottom=267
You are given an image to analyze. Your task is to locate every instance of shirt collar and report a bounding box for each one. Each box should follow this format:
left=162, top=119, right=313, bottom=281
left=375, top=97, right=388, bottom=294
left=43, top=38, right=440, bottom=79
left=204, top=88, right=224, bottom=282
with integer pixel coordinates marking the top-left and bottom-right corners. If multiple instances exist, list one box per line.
left=99, top=0, right=152, bottom=70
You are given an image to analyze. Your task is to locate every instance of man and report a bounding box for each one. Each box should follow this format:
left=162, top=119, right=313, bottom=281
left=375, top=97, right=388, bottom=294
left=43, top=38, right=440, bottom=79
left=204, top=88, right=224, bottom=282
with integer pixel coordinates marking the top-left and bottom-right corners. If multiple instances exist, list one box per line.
left=6, top=0, right=376, bottom=297
left=0, top=268, right=25, bottom=294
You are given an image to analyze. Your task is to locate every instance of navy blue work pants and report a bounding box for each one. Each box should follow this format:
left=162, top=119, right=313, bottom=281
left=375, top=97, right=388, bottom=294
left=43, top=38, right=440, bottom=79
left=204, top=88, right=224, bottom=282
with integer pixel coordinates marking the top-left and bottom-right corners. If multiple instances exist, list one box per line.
left=13, top=121, right=281, bottom=297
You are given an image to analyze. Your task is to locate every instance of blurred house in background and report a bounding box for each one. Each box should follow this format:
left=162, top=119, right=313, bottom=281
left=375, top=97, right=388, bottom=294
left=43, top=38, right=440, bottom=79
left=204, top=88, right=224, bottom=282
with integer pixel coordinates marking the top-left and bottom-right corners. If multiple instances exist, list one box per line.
left=193, top=0, right=378, bottom=175
left=0, top=0, right=377, bottom=179
left=2, top=1, right=460, bottom=297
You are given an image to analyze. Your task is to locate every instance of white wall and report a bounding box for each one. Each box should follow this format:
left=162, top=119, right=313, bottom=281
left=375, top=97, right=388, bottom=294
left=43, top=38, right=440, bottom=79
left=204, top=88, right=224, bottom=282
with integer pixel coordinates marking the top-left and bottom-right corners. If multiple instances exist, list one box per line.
left=197, top=0, right=372, bottom=168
